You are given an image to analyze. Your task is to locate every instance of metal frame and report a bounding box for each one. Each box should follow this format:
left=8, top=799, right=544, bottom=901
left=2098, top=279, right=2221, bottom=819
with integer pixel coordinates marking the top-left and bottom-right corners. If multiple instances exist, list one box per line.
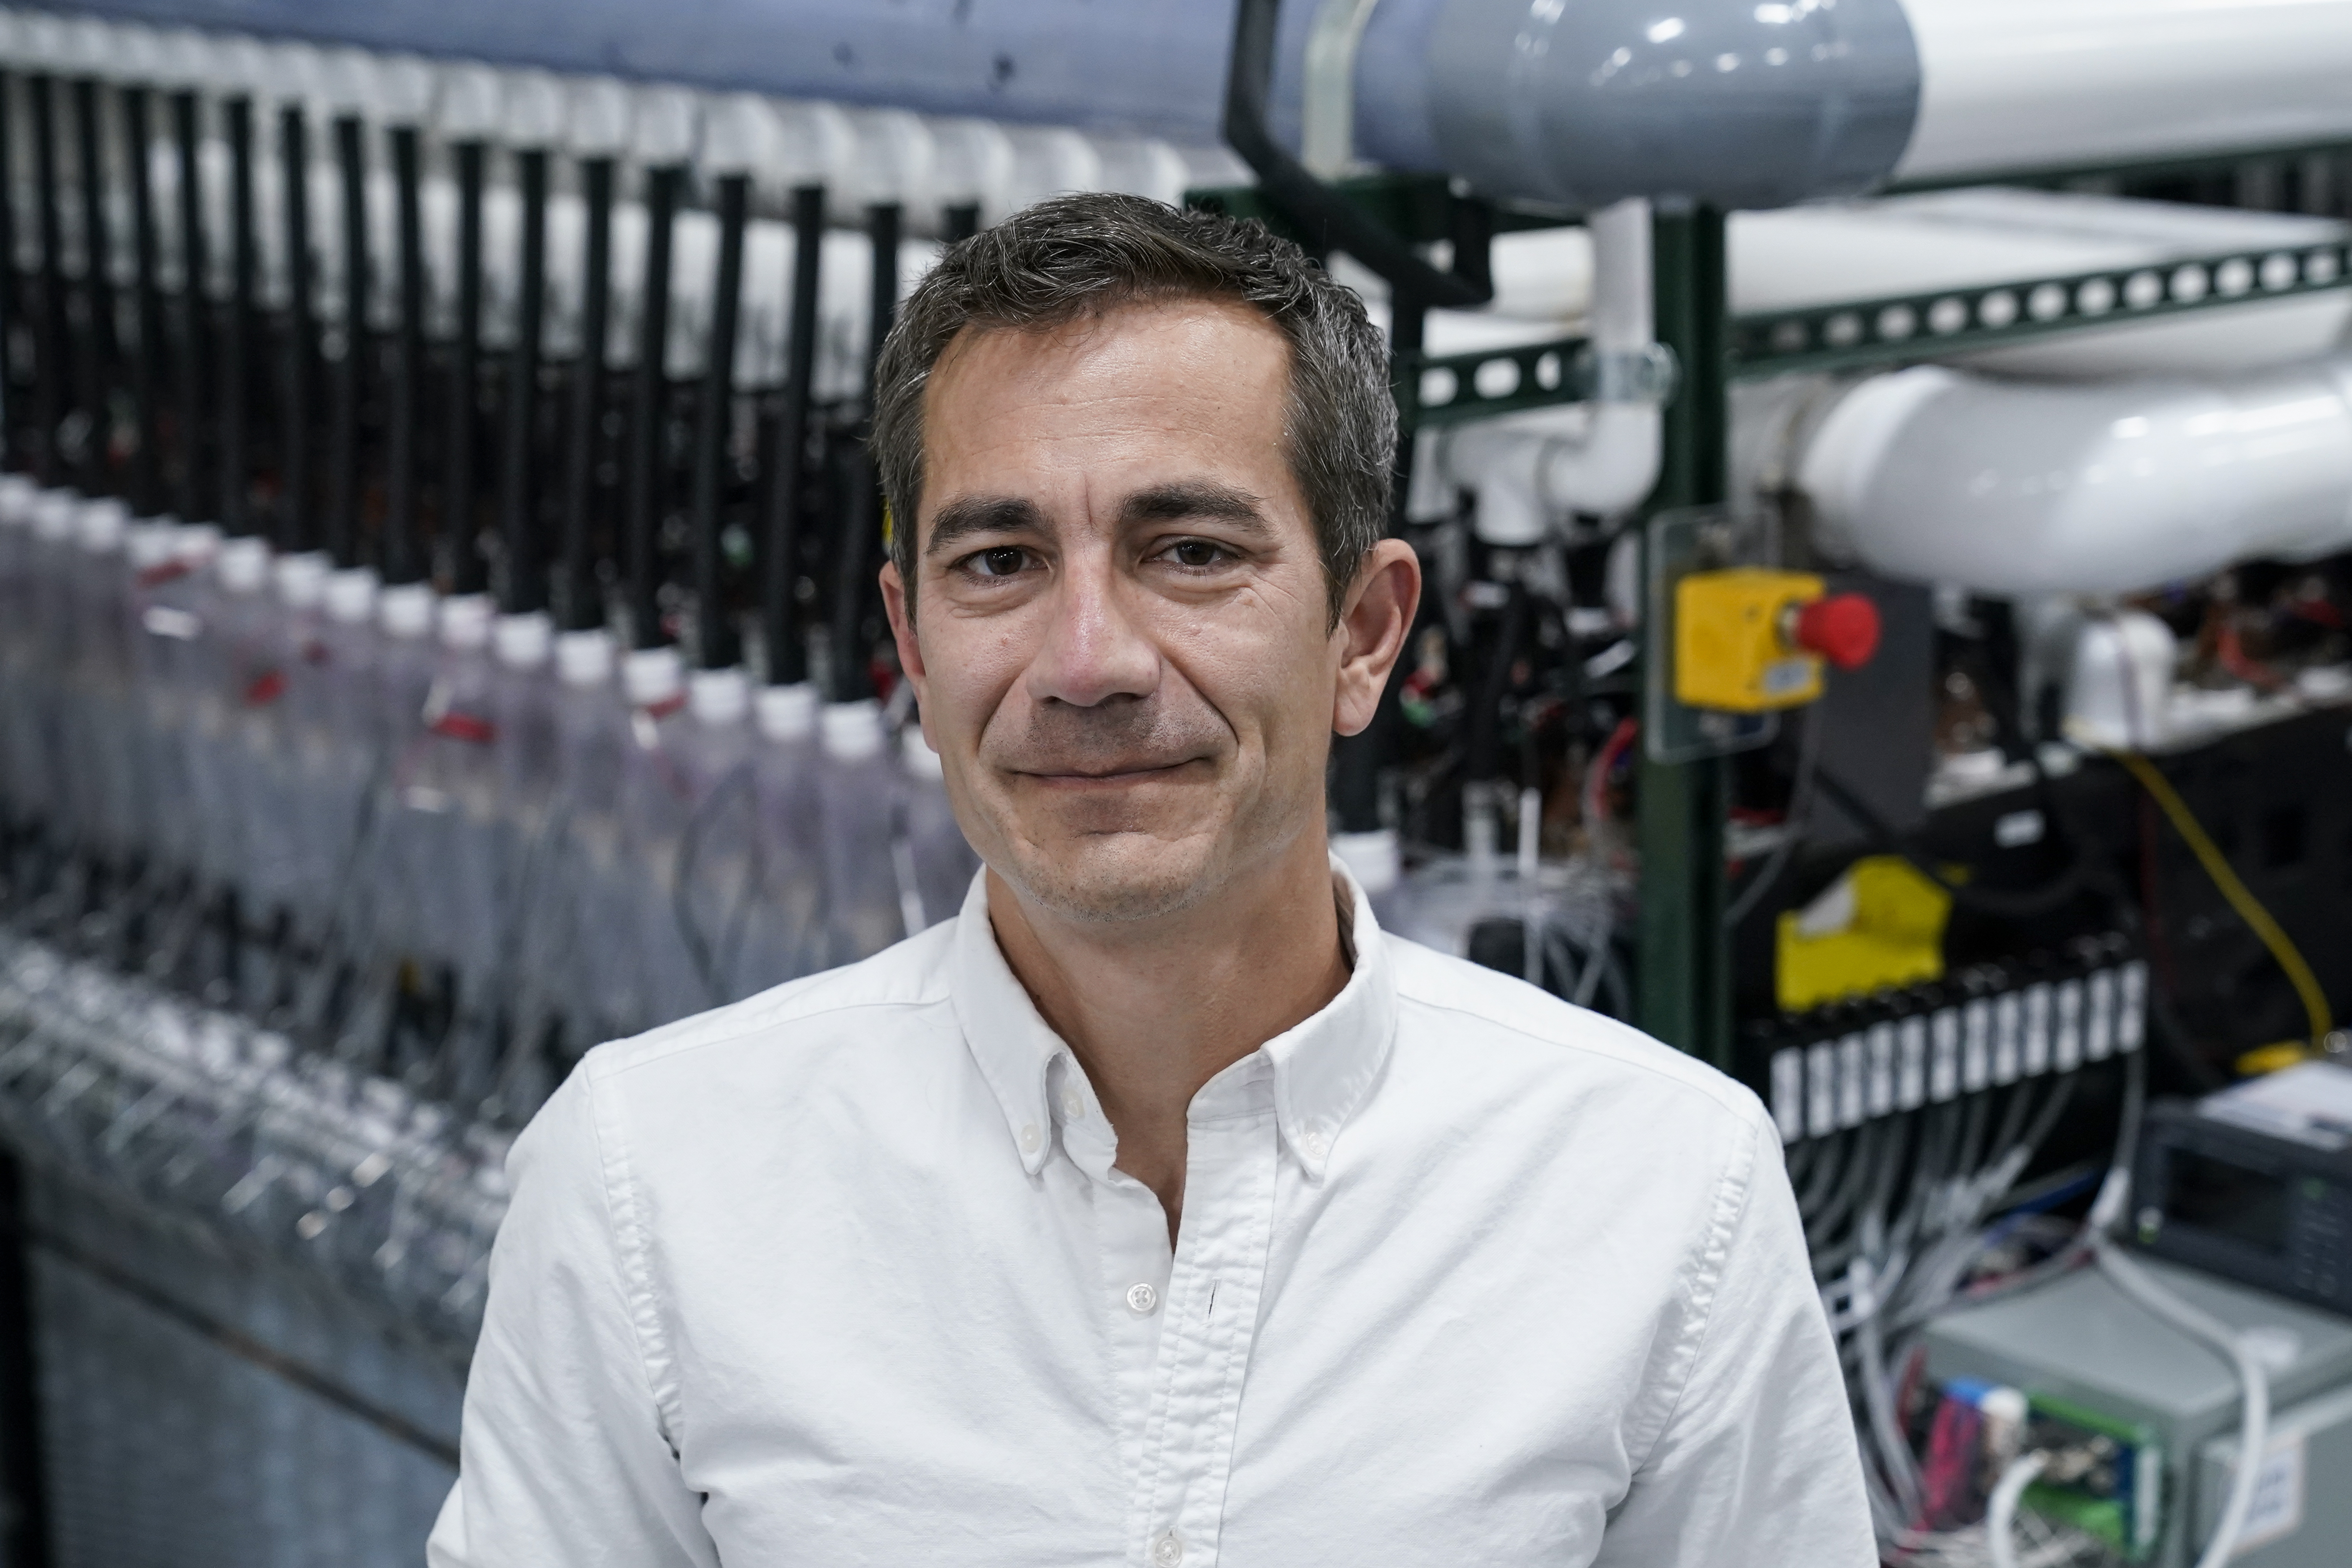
left=1196, top=13, right=2352, bottom=1066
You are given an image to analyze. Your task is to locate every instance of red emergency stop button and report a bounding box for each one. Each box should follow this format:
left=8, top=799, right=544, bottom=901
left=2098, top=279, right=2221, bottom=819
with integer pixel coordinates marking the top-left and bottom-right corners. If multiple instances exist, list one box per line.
left=1791, top=593, right=1881, bottom=670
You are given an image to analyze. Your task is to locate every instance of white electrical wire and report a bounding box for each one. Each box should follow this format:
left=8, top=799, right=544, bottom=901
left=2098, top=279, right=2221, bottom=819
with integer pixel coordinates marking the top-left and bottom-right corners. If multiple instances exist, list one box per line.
left=2091, top=1236, right=2272, bottom=1568
left=1984, top=1451, right=2048, bottom=1568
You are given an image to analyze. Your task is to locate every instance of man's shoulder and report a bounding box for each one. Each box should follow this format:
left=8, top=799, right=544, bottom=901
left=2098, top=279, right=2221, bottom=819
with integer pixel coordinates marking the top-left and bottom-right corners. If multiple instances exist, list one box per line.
left=1382, top=934, right=1767, bottom=1135
left=579, top=918, right=963, bottom=1089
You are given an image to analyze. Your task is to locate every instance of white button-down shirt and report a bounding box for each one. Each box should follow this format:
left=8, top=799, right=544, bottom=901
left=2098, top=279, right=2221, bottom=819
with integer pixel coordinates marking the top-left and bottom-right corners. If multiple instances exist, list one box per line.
left=430, top=864, right=1873, bottom=1567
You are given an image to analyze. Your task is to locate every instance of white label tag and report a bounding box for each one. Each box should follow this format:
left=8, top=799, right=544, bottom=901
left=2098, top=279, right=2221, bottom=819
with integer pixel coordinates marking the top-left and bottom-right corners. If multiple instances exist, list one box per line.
left=1896, top=1017, right=1926, bottom=1110
left=2086, top=969, right=2117, bottom=1062
left=1771, top=1048, right=1804, bottom=1143
left=1929, top=1009, right=1961, bottom=1103
left=1992, top=991, right=2023, bottom=1085
left=1807, top=1042, right=1837, bottom=1138
left=2056, top=978, right=2086, bottom=1072
left=2119, top=960, right=2148, bottom=1053
left=1866, top=1026, right=1896, bottom=1119
left=2227, top=1432, right=2306, bottom=1556
left=1837, top=1034, right=1866, bottom=1129
left=2023, top=983, right=2054, bottom=1077
left=1761, top=658, right=1813, bottom=696
left=1962, top=999, right=1993, bottom=1092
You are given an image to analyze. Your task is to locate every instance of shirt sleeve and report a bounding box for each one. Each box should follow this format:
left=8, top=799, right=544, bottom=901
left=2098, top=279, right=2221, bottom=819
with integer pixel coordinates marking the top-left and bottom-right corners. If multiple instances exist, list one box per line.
left=427, top=1063, right=718, bottom=1568
left=1590, top=1113, right=1878, bottom=1568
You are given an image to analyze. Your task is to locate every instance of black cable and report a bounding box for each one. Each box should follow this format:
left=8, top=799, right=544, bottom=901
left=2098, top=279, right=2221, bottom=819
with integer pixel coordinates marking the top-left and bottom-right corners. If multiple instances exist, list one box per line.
left=761, top=182, right=823, bottom=684
left=689, top=170, right=749, bottom=668
left=31, top=73, right=66, bottom=487
left=123, top=85, right=164, bottom=515
left=559, top=153, right=615, bottom=630
left=383, top=123, right=426, bottom=586
left=0, top=72, right=17, bottom=471
left=1810, top=764, right=2094, bottom=919
left=500, top=144, right=550, bottom=614
left=830, top=201, right=900, bottom=702
left=70, top=75, right=115, bottom=495
left=327, top=113, right=367, bottom=568
left=221, top=96, right=257, bottom=536
left=169, top=87, right=205, bottom=519
left=625, top=161, right=683, bottom=647
left=447, top=138, right=488, bottom=594
left=279, top=104, right=317, bottom=549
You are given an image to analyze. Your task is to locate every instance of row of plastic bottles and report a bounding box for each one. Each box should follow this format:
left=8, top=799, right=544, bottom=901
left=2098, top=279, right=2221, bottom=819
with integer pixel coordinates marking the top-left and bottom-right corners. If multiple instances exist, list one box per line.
left=0, top=473, right=979, bottom=1122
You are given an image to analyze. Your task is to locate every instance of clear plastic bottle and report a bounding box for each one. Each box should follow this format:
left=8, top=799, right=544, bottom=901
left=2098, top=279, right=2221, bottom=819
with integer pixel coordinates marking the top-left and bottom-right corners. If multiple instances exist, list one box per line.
left=728, top=681, right=824, bottom=998
left=815, top=699, right=907, bottom=969
left=615, top=645, right=702, bottom=1029
left=900, top=727, right=979, bottom=932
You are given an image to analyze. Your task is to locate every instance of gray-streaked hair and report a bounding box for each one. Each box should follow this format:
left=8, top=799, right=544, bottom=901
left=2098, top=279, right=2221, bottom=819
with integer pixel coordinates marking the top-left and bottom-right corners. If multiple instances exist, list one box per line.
left=872, top=192, right=1396, bottom=625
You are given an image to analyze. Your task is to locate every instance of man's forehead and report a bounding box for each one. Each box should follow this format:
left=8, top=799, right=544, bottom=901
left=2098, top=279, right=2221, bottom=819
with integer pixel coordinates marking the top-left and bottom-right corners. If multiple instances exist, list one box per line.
left=917, top=297, right=1300, bottom=543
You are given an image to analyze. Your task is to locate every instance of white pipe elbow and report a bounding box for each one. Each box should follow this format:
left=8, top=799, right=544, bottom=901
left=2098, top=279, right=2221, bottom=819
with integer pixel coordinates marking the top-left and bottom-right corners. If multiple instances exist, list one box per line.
left=1802, top=358, right=2352, bottom=595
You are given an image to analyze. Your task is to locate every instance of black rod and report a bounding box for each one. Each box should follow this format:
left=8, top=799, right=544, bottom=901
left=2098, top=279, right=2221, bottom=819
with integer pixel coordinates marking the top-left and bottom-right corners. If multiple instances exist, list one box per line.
left=220, top=96, right=256, bottom=537
left=499, top=145, right=549, bottom=615
left=0, top=1157, right=54, bottom=1568
left=0, top=74, right=19, bottom=472
left=624, top=161, right=682, bottom=649
left=70, top=76, right=116, bottom=495
left=124, top=86, right=164, bottom=514
left=690, top=170, right=748, bottom=669
left=30, top=74, right=66, bottom=488
left=383, top=123, right=425, bottom=586
left=169, top=87, right=206, bottom=519
left=761, top=182, right=823, bottom=686
left=446, top=138, right=487, bottom=594
left=941, top=200, right=980, bottom=246
left=327, top=113, right=367, bottom=567
left=830, top=200, right=900, bottom=704
left=278, top=104, right=316, bottom=550
left=558, top=153, right=614, bottom=631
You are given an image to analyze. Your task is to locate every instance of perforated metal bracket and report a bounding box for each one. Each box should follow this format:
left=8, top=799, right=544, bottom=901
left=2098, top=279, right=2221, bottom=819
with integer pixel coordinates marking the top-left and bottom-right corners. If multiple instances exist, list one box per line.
left=1404, top=337, right=1678, bottom=429
left=1733, top=237, right=2352, bottom=378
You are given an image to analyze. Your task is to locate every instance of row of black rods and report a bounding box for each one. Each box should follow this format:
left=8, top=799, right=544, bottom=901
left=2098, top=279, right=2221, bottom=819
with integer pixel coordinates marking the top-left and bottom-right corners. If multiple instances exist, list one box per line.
left=0, top=63, right=962, bottom=703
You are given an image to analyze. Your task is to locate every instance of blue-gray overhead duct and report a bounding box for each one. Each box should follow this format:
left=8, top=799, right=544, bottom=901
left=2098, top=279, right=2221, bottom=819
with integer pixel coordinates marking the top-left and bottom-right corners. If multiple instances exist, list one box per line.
left=35, top=0, right=1924, bottom=211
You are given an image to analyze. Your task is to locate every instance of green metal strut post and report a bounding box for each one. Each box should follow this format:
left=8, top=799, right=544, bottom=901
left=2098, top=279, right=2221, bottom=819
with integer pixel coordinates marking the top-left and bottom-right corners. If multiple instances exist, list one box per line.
left=1637, top=206, right=1734, bottom=1070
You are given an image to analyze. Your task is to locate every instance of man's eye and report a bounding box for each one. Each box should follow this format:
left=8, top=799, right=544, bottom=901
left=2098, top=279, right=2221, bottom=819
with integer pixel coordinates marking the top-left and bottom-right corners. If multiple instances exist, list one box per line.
left=969, top=547, right=1030, bottom=578
left=1167, top=540, right=1226, bottom=569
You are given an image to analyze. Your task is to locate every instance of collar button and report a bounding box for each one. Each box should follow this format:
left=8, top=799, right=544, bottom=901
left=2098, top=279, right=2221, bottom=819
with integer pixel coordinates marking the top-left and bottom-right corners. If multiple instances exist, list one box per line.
left=1017, top=1122, right=1042, bottom=1155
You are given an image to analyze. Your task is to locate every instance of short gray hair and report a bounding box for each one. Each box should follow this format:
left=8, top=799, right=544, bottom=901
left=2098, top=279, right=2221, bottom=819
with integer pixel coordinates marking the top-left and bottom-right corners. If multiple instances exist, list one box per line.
left=872, top=192, right=1396, bottom=625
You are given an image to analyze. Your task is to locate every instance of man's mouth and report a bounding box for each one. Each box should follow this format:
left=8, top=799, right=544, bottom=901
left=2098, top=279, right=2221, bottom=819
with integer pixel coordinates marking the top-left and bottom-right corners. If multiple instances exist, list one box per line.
left=1012, top=758, right=1207, bottom=787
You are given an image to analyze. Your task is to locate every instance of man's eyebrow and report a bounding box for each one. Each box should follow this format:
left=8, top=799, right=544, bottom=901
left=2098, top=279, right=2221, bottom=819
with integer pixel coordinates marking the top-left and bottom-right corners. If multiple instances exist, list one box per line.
left=923, top=495, right=1046, bottom=559
left=1118, top=481, right=1274, bottom=533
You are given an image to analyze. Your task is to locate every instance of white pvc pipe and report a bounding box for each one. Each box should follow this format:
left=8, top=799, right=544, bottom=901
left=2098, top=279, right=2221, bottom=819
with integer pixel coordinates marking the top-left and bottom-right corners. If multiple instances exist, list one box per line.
left=1800, top=355, right=2352, bottom=595
left=1897, top=0, right=2352, bottom=183
left=1440, top=200, right=1660, bottom=539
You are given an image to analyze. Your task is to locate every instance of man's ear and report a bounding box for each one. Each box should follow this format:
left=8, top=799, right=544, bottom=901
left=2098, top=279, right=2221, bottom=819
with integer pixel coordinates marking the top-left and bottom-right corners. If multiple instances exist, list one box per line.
left=1331, top=538, right=1420, bottom=737
left=880, top=560, right=935, bottom=747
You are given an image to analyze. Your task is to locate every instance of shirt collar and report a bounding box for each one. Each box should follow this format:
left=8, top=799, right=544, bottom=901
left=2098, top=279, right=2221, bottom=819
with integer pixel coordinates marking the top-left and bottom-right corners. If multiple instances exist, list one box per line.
left=948, top=856, right=1399, bottom=1180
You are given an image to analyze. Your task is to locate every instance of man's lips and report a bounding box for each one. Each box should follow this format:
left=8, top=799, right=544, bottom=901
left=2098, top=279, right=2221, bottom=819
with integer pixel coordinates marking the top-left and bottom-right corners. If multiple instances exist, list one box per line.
left=1008, top=757, right=1208, bottom=787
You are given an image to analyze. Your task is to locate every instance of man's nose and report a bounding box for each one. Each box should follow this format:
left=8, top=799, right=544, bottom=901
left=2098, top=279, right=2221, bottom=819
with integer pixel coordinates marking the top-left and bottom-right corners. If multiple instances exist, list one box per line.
left=1025, top=554, right=1159, bottom=709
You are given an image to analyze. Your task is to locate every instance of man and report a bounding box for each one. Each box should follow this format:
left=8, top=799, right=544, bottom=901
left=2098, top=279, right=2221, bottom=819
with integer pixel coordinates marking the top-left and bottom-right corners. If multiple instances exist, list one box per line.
left=430, top=193, right=1872, bottom=1567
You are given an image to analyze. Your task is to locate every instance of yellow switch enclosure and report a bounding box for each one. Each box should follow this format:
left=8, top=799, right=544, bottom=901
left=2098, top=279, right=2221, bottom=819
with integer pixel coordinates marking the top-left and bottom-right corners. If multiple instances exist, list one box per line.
left=1776, top=856, right=1953, bottom=1013
left=1675, top=567, right=1825, bottom=712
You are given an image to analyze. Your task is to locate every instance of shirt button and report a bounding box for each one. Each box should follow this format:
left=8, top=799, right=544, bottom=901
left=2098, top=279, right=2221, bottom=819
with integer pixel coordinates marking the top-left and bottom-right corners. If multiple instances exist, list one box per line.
left=1150, top=1529, right=1184, bottom=1568
left=1126, top=1282, right=1159, bottom=1315
left=1060, top=1090, right=1085, bottom=1121
left=1301, top=1128, right=1329, bottom=1159
left=1017, top=1123, right=1042, bottom=1155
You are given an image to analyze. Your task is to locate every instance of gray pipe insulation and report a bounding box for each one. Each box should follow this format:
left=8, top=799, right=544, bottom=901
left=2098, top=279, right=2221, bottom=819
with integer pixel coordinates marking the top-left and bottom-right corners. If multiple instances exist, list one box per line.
left=40, top=0, right=1923, bottom=211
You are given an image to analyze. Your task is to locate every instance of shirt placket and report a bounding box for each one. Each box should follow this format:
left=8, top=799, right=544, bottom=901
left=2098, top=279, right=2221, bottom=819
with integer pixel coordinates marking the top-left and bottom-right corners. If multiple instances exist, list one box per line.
left=1127, top=1067, right=1280, bottom=1568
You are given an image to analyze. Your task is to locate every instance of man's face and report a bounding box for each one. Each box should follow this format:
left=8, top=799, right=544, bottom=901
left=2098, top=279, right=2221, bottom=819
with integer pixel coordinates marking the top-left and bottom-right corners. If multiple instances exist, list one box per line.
left=882, top=297, right=1404, bottom=925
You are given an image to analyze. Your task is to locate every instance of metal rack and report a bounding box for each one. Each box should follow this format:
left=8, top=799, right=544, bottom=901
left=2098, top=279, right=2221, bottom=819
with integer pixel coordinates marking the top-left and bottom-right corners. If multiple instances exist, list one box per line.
left=1197, top=83, right=2352, bottom=1070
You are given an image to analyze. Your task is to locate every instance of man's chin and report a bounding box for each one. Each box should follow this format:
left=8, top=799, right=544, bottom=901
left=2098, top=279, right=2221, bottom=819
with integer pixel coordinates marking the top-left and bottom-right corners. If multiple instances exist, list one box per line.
left=993, top=831, right=1221, bottom=925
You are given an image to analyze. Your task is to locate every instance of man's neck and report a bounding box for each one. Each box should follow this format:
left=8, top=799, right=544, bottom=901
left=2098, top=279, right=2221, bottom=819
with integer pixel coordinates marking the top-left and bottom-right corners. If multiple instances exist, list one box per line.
left=985, top=831, right=1350, bottom=1247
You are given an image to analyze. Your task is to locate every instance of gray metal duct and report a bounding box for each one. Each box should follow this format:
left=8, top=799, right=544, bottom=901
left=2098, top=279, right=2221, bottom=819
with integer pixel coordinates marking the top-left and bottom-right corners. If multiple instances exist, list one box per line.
left=41, top=0, right=1924, bottom=211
